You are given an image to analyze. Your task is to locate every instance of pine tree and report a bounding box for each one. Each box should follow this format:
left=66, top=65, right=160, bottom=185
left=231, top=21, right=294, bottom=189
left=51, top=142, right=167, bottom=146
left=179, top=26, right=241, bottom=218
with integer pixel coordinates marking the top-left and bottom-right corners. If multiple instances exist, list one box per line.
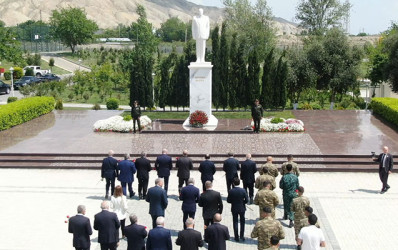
left=261, top=49, right=275, bottom=109
left=219, top=22, right=229, bottom=110
left=247, top=47, right=260, bottom=107
left=235, top=38, right=248, bottom=109
left=211, top=26, right=221, bottom=110
left=229, top=33, right=238, bottom=110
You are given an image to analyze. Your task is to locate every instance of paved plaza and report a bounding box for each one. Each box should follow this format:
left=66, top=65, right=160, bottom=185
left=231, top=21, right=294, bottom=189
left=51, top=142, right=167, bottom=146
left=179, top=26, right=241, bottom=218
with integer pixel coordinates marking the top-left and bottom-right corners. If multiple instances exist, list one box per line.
left=0, top=169, right=396, bottom=250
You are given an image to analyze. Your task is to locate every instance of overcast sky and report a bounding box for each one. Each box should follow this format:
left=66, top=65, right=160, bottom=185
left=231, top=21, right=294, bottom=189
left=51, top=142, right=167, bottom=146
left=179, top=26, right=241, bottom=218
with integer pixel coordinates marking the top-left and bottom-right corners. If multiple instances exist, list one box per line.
left=187, top=0, right=398, bottom=35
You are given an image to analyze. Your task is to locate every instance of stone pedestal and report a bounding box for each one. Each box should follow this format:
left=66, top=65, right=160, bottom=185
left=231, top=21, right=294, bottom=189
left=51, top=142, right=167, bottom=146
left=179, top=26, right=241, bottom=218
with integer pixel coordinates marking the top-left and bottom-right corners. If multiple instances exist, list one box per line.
left=183, top=62, right=218, bottom=130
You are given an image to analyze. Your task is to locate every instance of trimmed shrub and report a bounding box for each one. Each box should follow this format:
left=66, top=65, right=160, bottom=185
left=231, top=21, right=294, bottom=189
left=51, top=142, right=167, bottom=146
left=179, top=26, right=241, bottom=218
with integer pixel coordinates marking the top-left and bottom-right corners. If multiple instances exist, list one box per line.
left=271, top=117, right=284, bottom=124
left=106, top=98, right=119, bottom=110
left=371, top=98, right=398, bottom=126
left=123, top=115, right=132, bottom=121
left=0, top=96, right=55, bottom=131
left=55, top=99, right=63, bottom=110
left=92, top=103, right=101, bottom=110
left=4, top=71, right=11, bottom=80
left=14, top=67, right=23, bottom=79
left=7, top=97, right=18, bottom=103
left=25, top=67, right=34, bottom=76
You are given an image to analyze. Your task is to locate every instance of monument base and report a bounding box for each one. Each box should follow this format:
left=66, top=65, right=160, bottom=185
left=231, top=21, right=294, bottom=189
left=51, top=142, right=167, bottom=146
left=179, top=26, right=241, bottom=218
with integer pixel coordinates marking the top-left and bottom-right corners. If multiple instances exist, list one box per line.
left=182, top=115, right=218, bottom=131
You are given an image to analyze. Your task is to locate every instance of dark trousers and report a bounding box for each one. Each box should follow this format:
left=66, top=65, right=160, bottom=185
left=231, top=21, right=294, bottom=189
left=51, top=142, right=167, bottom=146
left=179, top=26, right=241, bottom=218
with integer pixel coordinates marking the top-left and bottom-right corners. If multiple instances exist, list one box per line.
left=120, top=219, right=126, bottom=236
left=183, top=211, right=196, bottom=229
left=204, top=218, right=214, bottom=227
left=178, top=177, right=189, bottom=193
left=232, top=212, right=245, bottom=239
left=121, top=182, right=134, bottom=197
left=226, top=177, right=235, bottom=192
left=133, top=117, right=141, bottom=133
left=105, top=177, right=116, bottom=196
left=379, top=169, right=390, bottom=190
left=159, top=176, right=170, bottom=194
left=151, top=214, right=161, bottom=229
left=138, top=177, right=149, bottom=197
left=75, top=248, right=89, bottom=250
left=253, top=118, right=261, bottom=132
left=243, top=182, right=254, bottom=198
left=100, top=243, right=117, bottom=250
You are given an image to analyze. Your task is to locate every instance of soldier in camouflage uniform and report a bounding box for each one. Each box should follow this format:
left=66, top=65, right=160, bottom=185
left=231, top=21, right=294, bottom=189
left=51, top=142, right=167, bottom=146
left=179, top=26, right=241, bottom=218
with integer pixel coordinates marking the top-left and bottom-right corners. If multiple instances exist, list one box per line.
left=254, top=181, right=279, bottom=219
left=260, top=156, right=279, bottom=178
left=251, top=207, right=285, bottom=250
left=255, top=167, right=276, bottom=190
left=281, top=154, right=300, bottom=176
left=291, top=186, right=310, bottom=240
left=279, top=164, right=299, bottom=227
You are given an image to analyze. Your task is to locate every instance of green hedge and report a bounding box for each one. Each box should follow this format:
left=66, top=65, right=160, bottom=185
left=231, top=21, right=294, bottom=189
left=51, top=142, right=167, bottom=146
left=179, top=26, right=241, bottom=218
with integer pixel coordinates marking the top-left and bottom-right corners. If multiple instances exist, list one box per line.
left=371, top=97, right=398, bottom=126
left=0, top=96, right=55, bottom=131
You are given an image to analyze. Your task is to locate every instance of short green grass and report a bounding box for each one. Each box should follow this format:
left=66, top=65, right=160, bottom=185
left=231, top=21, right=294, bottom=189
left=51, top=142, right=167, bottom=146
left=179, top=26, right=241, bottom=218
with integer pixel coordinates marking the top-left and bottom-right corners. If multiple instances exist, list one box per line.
left=40, top=59, right=71, bottom=75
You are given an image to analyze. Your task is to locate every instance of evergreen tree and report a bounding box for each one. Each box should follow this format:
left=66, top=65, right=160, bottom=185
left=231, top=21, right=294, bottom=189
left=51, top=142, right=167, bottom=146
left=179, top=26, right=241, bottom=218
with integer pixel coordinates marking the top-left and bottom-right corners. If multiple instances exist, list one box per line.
left=247, top=47, right=260, bottom=107
left=211, top=26, right=221, bottom=110
left=182, top=40, right=196, bottom=110
left=235, top=38, right=248, bottom=109
left=229, top=33, right=239, bottom=110
left=219, top=22, right=230, bottom=110
left=261, top=49, right=275, bottom=109
left=274, top=55, right=288, bottom=109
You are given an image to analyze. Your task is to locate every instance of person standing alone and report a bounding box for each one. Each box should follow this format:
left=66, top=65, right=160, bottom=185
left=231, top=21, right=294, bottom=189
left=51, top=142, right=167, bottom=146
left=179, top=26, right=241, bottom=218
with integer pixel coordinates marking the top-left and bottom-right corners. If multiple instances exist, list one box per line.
left=373, top=146, right=393, bottom=193
left=251, top=99, right=264, bottom=133
left=131, top=100, right=141, bottom=133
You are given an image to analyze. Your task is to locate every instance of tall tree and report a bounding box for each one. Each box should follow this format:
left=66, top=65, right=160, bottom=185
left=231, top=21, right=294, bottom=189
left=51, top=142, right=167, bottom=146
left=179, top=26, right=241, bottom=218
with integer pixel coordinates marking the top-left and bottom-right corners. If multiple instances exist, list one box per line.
left=219, top=22, right=230, bottom=110
left=0, top=25, right=23, bottom=64
left=50, top=7, right=98, bottom=53
left=273, top=55, right=288, bottom=109
left=235, top=38, right=248, bottom=109
left=229, top=33, right=239, bottom=110
left=247, top=47, right=260, bottom=107
left=156, top=17, right=191, bottom=42
left=261, top=49, right=275, bottom=109
left=382, top=24, right=398, bottom=92
left=296, top=0, right=351, bottom=35
left=211, top=26, right=221, bottom=110
left=129, top=5, right=159, bottom=54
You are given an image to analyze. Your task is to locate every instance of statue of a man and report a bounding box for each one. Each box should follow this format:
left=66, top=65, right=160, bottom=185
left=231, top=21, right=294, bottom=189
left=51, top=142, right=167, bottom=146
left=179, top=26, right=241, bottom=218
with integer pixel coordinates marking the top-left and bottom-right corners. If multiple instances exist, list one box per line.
left=192, top=8, right=210, bottom=63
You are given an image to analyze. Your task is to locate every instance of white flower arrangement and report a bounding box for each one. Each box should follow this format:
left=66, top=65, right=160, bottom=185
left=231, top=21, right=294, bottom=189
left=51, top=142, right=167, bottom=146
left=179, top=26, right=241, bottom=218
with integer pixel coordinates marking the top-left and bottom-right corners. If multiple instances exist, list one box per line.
left=93, top=115, right=152, bottom=133
left=251, top=117, right=305, bottom=132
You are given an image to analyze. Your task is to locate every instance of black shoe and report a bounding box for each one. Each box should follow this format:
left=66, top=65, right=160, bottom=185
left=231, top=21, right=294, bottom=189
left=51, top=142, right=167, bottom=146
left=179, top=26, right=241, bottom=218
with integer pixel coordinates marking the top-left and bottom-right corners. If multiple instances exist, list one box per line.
left=249, top=198, right=253, bottom=204
left=386, top=186, right=390, bottom=190
left=234, top=237, right=239, bottom=242
left=105, top=194, right=109, bottom=199
left=297, top=245, right=301, bottom=250
left=289, top=220, right=294, bottom=228
left=283, top=215, right=287, bottom=220
left=240, top=237, right=245, bottom=242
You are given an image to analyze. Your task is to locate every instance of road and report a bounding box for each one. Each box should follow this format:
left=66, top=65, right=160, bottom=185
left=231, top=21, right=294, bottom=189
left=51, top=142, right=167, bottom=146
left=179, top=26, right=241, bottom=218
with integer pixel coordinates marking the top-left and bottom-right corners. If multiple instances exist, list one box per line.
left=41, top=52, right=91, bottom=73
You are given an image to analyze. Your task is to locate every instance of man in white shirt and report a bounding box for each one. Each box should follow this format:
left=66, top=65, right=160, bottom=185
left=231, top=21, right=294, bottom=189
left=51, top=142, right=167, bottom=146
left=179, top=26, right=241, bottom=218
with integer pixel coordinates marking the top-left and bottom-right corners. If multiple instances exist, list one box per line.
left=297, top=214, right=326, bottom=250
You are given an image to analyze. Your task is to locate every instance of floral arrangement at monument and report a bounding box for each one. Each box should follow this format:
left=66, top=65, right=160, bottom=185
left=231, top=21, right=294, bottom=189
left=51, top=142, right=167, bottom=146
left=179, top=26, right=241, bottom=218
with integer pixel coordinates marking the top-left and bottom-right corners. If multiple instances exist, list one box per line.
left=251, top=117, right=305, bottom=132
left=93, top=115, right=152, bottom=133
left=189, top=110, right=209, bottom=127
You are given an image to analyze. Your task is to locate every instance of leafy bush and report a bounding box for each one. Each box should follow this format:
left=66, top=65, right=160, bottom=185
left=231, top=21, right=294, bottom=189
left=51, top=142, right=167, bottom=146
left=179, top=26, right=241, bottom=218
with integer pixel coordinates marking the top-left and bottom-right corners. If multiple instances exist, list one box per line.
left=13, top=67, right=23, bottom=79
left=271, top=117, right=284, bottom=124
left=68, top=93, right=74, bottom=101
left=25, top=67, right=34, bottom=76
left=310, top=102, right=322, bottom=110
left=123, top=115, right=132, bottom=121
left=371, top=98, right=398, bottom=126
left=0, top=96, right=55, bottom=131
left=92, top=103, right=101, bottom=110
left=55, top=99, right=63, bottom=110
left=106, top=98, right=119, bottom=110
left=4, top=71, right=11, bottom=80
left=7, top=97, right=18, bottom=103
left=300, top=102, right=313, bottom=110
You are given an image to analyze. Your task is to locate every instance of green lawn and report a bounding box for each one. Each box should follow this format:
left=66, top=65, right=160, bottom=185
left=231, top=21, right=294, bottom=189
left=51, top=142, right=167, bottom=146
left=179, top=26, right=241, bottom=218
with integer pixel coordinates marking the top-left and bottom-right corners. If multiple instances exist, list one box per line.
left=40, top=59, right=71, bottom=75
left=58, top=52, right=96, bottom=68
left=121, top=110, right=294, bottom=120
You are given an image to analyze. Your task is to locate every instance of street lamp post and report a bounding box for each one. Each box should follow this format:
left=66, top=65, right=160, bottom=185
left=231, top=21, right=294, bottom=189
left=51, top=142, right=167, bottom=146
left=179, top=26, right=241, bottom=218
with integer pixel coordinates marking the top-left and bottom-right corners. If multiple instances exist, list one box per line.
left=152, top=72, right=156, bottom=109
left=9, top=67, right=14, bottom=97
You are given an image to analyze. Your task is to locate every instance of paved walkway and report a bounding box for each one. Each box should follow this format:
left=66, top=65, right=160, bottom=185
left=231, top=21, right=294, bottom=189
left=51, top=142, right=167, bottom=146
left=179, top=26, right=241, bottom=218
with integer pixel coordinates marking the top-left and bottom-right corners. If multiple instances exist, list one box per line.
left=0, top=169, right=396, bottom=250
left=41, top=52, right=91, bottom=73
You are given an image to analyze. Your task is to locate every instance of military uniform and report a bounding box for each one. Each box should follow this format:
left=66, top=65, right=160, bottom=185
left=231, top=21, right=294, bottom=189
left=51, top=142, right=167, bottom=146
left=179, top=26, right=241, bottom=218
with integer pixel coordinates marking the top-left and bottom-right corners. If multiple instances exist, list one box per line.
left=254, top=189, right=279, bottom=219
left=251, top=217, right=285, bottom=250
left=255, top=174, right=276, bottom=190
left=281, top=161, right=300, bottom=176
left=291, top=195, right=310, bottom=238
left=279, top=173, right=299, bottom=220
left=260, top=163, right=279, bottom=178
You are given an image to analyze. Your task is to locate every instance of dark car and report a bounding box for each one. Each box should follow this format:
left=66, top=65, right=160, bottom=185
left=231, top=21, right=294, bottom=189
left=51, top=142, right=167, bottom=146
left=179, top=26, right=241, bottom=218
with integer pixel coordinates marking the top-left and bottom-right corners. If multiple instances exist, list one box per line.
left=14, top=76, right=41, bottom=89
left=0, top=80, right=11, bottom=94
left=39, top=73, right=61, bottom=82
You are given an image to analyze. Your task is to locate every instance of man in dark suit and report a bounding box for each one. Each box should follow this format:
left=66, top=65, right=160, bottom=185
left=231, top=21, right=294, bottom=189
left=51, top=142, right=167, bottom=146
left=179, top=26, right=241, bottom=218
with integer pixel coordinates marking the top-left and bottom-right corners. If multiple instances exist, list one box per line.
left=94, top=201, right=120, bottom=250
left=223, top=152, right=240, bottom=192
left=179, top=178, right=200, bottom=229
left=124, top=214, right=147, bottom=250
left=198, top=154, right=216, bottom=191
left=146, top=217, right=172, bottom=250
left=176, top=150, right=194, bottom=193
left=101, top=150, right=119, bottom=198
left=198, top=181, right=223, bottom=227
left=240, top=153, right=257, bottom=204
left=176, top=218, right=204, bottom=250
left=227, top=178, right=248, bottom=242
left=155, top=149, right=173, bottom=194
left=68, top=205, right=93, bottom=250
left=135, top=152, right=152, bottom=199
left=146, top=178, right=168, bottom=228
left=204, top=213, right=230, bottom=250
left=373, top=146, right=394, bottom=193
left=118, top=153, right=137, bottom=198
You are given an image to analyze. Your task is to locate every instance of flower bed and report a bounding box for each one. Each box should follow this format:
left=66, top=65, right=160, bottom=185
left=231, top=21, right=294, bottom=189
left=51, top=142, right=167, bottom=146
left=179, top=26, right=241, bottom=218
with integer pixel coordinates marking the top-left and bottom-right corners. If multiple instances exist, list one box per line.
left=251, top=117, right=305, bottom=132
left=93, top=115, right=152, bottom=133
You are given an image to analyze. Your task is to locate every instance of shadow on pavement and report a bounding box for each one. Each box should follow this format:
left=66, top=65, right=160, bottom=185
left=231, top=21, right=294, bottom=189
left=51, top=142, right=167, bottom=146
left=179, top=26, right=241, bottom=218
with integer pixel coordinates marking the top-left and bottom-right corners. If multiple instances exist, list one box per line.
left=349, top=189, right=380, bottom=194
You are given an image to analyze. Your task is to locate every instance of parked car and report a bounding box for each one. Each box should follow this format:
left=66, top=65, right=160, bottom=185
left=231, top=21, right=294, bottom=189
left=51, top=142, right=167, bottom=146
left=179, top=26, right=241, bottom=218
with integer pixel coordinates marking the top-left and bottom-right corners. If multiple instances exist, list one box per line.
left=39, top=73, right=61, bottom=82
left=0, top=80, right=11, bottom=94
left=14, top=76, right=41, bottom=89
left=23, top=66, right=50, bottom=77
